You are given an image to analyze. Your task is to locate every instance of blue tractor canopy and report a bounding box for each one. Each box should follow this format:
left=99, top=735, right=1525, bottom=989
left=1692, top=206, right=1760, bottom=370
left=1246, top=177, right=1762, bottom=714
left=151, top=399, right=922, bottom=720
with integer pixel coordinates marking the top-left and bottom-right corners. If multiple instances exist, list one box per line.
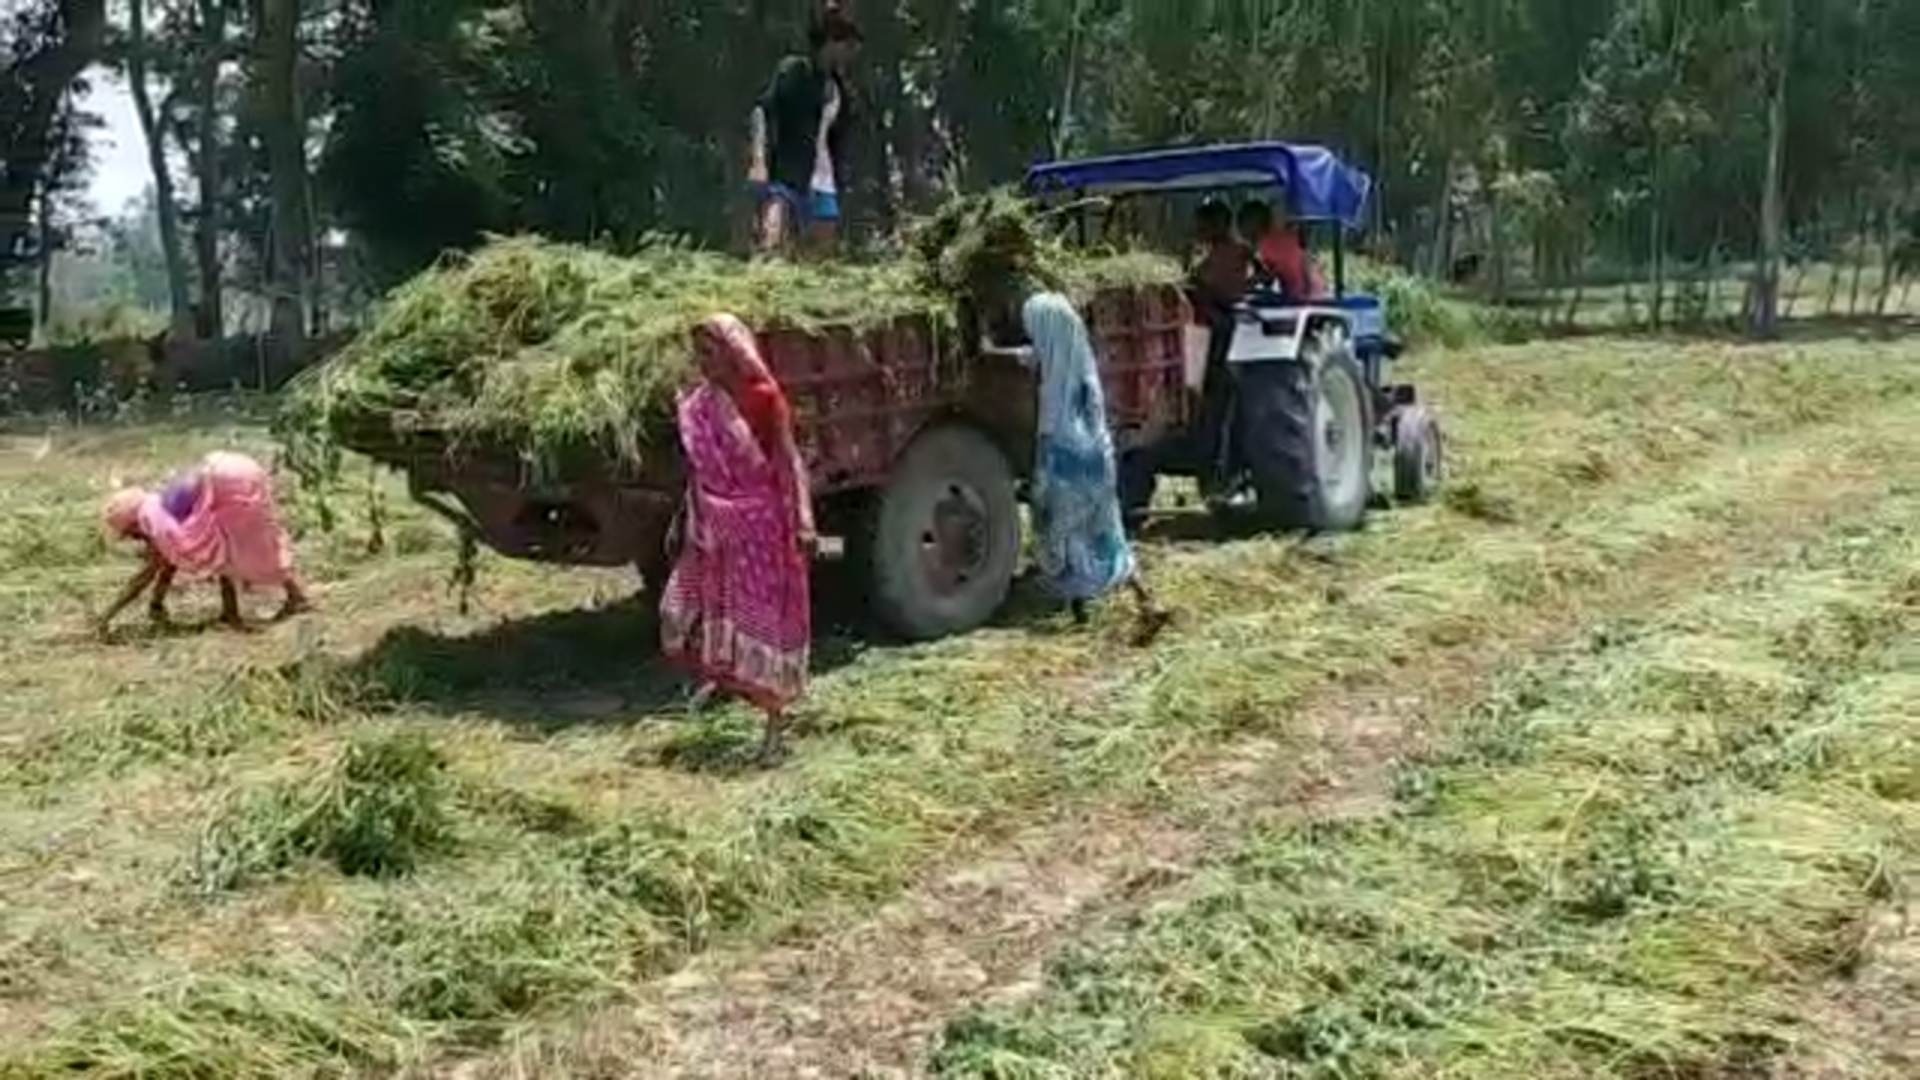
left=1022, top=141, right=1374, bottom=229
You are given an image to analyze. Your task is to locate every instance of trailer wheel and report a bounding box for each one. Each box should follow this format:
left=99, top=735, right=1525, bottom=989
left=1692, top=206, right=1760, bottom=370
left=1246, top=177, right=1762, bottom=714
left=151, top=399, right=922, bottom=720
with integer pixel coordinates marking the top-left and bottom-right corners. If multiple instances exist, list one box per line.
left=862, top=423, right=1021, bottom=641
left=1118, top=447, right=1158, bottom=534
left=631, top=507, right=678, bottom=652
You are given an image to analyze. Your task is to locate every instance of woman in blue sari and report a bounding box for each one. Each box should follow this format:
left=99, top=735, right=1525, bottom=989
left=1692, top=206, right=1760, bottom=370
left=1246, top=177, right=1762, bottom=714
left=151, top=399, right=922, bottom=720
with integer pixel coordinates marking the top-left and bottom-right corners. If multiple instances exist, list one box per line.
left=976, top=277, right=1170, bottom=638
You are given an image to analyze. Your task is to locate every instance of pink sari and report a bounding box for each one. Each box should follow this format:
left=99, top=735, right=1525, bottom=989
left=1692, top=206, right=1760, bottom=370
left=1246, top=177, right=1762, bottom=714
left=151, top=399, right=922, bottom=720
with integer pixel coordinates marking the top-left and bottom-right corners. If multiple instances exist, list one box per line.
left=104, top=451, right=294, bottom=587
left=659, top=320, right=810, bottom=711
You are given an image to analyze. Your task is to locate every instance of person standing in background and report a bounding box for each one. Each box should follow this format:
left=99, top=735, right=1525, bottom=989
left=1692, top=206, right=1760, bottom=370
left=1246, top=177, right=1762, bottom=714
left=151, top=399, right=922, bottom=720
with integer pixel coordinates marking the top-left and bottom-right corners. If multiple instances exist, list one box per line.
left=746, top=5, right=862, bottom=257
left=1239, top=198, right=1327, bottom=301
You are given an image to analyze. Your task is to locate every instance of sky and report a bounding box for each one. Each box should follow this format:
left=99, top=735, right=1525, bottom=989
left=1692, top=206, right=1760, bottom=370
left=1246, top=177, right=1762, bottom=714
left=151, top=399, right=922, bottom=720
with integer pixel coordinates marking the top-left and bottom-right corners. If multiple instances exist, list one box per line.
left=80, top=68, right=156, bottom=215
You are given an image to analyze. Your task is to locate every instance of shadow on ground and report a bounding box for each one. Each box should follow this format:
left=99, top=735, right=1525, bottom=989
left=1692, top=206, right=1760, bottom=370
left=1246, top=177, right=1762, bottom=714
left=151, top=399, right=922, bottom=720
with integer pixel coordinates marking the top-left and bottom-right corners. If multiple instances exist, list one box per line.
left=323, top=560, right=881, bottom=735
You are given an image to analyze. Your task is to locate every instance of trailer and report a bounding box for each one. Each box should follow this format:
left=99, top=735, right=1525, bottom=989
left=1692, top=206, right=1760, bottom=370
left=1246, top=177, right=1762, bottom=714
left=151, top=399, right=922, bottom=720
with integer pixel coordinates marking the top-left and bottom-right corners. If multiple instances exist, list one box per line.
left=382, top=286, right=1192, bottom=642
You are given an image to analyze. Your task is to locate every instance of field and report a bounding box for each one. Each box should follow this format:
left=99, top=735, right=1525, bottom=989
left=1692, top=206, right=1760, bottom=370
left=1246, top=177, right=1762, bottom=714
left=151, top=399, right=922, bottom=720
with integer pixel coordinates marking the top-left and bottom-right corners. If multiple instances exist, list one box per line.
left=2, top=333, right=1917, bottom=1078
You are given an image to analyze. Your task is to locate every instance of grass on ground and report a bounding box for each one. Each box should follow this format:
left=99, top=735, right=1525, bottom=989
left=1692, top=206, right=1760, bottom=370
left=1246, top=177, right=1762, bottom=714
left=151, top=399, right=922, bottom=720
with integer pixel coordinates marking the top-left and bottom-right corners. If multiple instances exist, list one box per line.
left=0, top=332, right=1915, bottom=1076
left=930, top=487, right=1920, bottom=1079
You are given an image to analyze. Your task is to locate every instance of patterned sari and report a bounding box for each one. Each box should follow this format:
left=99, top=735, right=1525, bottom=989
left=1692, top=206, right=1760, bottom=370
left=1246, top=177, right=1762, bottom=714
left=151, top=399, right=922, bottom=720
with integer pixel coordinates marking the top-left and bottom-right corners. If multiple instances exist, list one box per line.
left=658, top=316, right=811, bottom=711
left=102, top=451, right=295, bottom=587
left=1023, top=291, right=1137, bottom=601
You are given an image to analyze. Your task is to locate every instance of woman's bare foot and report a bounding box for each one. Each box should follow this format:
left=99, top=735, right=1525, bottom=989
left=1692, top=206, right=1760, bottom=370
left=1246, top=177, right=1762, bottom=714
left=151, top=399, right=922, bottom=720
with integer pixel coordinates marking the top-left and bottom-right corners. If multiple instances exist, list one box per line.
left=1129, top=605, right=1173, bottom=647
left=754, top=713, right=791, bottom=767
left=686, top=681, right=723, bottom=713
left=272, top=596, right=313, bottom=622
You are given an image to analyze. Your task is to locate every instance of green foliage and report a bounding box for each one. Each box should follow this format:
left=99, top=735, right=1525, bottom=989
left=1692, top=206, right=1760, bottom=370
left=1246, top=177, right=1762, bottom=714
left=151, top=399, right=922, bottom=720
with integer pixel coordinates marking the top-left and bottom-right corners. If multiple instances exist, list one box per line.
left=39, top=304, right=165, bottom=347
left=184, top=730, right=458, bottom=893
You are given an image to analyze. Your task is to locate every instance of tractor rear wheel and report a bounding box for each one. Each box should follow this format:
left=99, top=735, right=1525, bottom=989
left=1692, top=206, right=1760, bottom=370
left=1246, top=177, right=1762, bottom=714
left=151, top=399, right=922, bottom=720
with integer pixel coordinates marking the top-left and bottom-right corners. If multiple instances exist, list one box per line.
left=1236, top=327, right=1373, bottom=533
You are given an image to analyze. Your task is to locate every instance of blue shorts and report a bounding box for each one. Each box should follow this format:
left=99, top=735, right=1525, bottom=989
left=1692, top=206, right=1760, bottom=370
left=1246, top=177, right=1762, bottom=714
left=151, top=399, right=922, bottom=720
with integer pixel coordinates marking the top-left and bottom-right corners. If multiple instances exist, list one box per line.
left=757, top=182, right=840, bottom=223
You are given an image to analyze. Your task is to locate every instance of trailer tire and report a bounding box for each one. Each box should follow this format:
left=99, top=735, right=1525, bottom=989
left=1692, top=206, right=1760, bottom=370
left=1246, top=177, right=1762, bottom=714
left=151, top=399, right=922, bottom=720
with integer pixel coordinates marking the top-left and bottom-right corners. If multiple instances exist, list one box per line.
left=1118, top=447, right=1158, bottom=533
left=862, top=423, right=1021, bottom=641
left=1237, top=328, right=1373, bottom=533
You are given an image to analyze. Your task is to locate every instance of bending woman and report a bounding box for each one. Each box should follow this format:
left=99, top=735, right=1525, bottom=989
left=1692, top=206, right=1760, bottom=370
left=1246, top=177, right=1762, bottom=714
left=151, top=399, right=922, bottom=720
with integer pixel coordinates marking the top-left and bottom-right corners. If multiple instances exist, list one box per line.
left=976, top=279, right=1171, bottom=639
left=659, top=313, right=816, bottom=763
left=98, top=450, right=310, bottom=635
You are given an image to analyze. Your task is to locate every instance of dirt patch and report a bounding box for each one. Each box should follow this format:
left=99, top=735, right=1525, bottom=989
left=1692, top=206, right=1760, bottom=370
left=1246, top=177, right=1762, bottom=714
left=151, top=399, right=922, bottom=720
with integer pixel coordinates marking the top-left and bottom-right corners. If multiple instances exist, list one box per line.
left=1799, top=903, right=1920, bottom=1077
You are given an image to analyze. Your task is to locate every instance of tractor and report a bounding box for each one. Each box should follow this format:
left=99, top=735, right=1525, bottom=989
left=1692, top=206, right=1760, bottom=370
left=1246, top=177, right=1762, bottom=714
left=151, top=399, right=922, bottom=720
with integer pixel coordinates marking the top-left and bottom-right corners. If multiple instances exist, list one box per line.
left=1024, top=141, right=1445, bottom=532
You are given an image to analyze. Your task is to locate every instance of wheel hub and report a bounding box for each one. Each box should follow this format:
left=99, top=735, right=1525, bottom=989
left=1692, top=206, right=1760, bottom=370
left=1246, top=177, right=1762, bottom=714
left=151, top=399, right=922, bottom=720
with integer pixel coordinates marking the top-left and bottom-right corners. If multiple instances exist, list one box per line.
left=1314, top=367, right=1366, bottom=508
left=919, top=482, right=989, bottom=596
left=1420, top=426, right=1442, bottom=484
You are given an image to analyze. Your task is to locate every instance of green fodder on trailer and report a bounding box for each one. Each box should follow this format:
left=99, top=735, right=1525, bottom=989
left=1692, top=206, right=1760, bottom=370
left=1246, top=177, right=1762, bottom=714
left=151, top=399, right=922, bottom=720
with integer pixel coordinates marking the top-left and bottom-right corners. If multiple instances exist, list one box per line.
left=277, top=218, right=1184, bottom=489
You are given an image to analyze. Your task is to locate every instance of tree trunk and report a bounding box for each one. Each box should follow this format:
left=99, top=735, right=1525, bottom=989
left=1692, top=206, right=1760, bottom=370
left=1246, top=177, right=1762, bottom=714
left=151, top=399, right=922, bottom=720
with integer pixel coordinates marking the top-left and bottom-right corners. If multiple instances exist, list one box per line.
left=35, top=186, right=54, bottom=333
left=191, top=0, right=226, bottom=338
left=126, top=0, right=195, bottom=334
left=1874, top=202, right=1896, bottom=316
left=1822, top=220, right=1842, bottom=313
left=1847, top=200, right=1868, bottom=315
left=1489, top=180, right=1507, bottom=303
left=255, top=0, right=308, bottom=361
left=1751, top=0, right=1791, bottom=340
left=1649, top=147, right=1666, bottom=329
left=1705, top=221, right=1726, bottom=326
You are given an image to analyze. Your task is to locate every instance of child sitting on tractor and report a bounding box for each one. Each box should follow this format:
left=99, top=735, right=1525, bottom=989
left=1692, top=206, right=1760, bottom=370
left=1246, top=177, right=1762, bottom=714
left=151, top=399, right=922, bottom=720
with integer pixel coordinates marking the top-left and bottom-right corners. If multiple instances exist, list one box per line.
left=1238, top=199, right=1327, bottom=301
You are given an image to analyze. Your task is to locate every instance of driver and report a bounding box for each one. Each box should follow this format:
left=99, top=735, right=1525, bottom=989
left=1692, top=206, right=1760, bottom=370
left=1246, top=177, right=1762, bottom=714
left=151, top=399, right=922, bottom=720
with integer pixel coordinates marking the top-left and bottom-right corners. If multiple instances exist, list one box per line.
left=1239, top=199, right=1326, bottom=301
left=1189, top=198, right=1251, bottom=313
left=1187, top=199, right=1246, bottom=505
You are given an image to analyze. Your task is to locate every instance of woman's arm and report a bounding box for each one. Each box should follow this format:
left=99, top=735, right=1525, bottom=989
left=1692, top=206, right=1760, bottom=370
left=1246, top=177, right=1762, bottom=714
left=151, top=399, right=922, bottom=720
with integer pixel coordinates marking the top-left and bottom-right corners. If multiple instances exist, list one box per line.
left=978, top=337, right=1036, bottom=366
left=97, top=549, right=164, bottom=634
left=149, top=563, right=176, bottom=620
left=776, top=421, right=816, bottom=547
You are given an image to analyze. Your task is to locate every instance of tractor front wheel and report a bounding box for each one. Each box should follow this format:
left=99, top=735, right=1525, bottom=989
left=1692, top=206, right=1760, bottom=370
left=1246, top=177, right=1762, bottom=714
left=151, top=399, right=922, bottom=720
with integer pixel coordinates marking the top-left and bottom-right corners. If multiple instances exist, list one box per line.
left=1391, top=404, right=1444, bottom=504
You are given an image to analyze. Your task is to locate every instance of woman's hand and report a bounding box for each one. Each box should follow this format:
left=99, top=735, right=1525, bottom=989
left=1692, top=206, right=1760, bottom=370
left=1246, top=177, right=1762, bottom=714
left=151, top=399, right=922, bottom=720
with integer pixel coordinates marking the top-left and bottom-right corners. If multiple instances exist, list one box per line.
left=978, top=336, right=1035, bottom=367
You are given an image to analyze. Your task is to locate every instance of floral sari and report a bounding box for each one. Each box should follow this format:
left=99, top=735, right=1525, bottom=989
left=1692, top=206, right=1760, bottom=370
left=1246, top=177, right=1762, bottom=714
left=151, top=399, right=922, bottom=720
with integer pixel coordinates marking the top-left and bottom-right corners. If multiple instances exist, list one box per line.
left=658, top=316, right=811, bottom=710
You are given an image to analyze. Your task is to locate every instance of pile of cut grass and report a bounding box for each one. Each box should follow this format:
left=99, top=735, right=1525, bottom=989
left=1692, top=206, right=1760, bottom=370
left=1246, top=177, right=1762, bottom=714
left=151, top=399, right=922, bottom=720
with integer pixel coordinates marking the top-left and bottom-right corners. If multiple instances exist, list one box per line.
left=184, top=729, right=457, bottom=893
left=277, top=205, right=1182, bottom=487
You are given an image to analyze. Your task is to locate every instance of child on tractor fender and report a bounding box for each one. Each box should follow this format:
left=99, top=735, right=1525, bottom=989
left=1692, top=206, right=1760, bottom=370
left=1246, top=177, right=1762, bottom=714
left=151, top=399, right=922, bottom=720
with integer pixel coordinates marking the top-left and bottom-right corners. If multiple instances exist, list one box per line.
left=1239, top=199, right=1327, bottom=301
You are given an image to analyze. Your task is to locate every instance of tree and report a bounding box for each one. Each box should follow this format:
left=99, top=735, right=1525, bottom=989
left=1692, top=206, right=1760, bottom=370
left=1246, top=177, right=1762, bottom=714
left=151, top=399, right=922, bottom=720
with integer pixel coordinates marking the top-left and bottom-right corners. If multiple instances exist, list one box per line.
left=251, top=0, right=307, bottom=347
left=122, top=0, right=195, bottom=329
left=32, top=85, right=97, bottom=329
left=1752, top=0, right=1793, bottom=338
left=1, top=0, right=108, bottom=287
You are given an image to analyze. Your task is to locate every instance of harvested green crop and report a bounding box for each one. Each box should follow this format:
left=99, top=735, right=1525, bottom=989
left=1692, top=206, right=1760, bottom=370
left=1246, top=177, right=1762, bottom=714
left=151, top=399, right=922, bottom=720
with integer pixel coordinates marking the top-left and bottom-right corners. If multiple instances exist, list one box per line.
left=277, top=199, right=1182, bottom=489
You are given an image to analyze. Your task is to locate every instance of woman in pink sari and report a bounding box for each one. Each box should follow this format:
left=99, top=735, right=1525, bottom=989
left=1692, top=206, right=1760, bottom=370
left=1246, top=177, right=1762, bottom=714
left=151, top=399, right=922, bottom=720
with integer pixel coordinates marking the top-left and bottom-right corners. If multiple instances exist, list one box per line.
left=660, top=314, right=815, bottom=762
left=97, top=450, right=311, bottom=635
